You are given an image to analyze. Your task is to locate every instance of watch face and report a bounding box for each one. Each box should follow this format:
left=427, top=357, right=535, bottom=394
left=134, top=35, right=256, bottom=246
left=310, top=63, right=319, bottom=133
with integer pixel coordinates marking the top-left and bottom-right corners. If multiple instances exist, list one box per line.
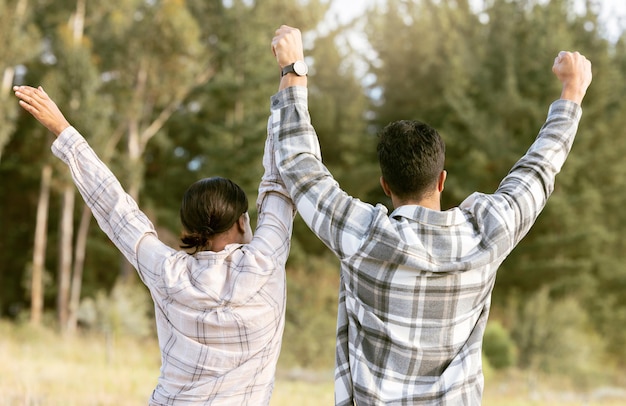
left=294, top=60, right=308, bottom=76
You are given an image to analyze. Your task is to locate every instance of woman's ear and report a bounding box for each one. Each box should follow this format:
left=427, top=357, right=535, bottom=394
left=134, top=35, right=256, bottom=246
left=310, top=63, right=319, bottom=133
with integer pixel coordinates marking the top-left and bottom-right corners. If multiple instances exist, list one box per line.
left=237, top=212, right=253, bottom=244
left=237, top=213, right=247, bottom=233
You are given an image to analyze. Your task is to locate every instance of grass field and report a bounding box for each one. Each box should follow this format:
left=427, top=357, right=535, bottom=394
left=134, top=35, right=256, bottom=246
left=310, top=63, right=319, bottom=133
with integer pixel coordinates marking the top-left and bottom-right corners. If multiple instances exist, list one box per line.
left=1, top=321, right=624, bottom=405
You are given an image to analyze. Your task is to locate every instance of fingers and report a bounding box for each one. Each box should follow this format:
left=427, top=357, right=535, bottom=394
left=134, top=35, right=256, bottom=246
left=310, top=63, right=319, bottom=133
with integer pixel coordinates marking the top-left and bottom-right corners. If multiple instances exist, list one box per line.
left=13, top=85, right=46, bottom=110
left=271, top=25, right=303, bottom=66
left=552, top=50, right=591, bottom=77
left=13, top=87, right=38, bottom=112
left=13, top=85, right=46, bottom=121
left=551, top=51, right=592, bottom=104
left=274, top=24, right=296, bottom=37
left=271, top=25, right=291, bottom=48
left=13, top=85, right=39, bottom=98
left=553, top=51, right=588, bottom=67
left=271, top=26, right=297, bottom=49
left=553, top=51, right=567, bottom=66
left=12, top=85, right=70, bottom=136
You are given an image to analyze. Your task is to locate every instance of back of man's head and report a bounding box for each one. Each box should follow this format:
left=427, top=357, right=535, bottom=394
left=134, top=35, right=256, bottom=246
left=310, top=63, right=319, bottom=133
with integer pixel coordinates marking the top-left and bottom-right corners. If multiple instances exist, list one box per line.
left=377, top=120, right=445, bottom=200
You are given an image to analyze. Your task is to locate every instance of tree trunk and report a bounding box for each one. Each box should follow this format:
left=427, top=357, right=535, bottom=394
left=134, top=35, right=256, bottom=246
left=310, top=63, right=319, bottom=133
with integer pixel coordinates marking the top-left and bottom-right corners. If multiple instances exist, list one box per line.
left=31, top=164, right=52, bottom=325
left=1, top=67, right=14, bottom=95
left=67, top=204, right=91, bottom=334
left=59, top=0, right=86, bottom=334
left=57, top=184, right=75, bottom=332
left=0, top=67, right=16, bottom=161
left=116, top=61, right=213, bottom=281
left=71, top=0, right=85, bottom=45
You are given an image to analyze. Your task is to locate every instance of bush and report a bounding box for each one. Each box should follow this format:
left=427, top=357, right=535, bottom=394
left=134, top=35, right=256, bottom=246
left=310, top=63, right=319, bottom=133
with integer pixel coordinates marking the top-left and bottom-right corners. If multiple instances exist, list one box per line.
left=280, top=255, right=339, bottom=370
left=483, top=320, right=516, bottom=369
left=510, top=287, right=607, bottom=386
left=78, top=281, right=153, bottom=338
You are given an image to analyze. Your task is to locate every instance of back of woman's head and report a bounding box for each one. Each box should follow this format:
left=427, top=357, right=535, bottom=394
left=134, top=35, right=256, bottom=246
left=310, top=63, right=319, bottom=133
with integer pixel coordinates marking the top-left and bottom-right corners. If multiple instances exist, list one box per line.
left=377, top=120, right=445, bottom=200
left=179, top=177, right=248, bottom=252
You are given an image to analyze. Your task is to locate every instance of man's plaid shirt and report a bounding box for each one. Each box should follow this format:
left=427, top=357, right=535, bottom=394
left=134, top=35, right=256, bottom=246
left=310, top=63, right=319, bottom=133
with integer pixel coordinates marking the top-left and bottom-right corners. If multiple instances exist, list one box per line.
left=270, top=86, right=582, bottom=405
left=52, top=123, right=295, bottom=405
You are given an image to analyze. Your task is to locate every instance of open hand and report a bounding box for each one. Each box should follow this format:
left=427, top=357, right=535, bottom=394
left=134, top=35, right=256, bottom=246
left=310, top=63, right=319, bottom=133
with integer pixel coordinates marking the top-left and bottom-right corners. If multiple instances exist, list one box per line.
left=13, top=86, right=71, bottom=137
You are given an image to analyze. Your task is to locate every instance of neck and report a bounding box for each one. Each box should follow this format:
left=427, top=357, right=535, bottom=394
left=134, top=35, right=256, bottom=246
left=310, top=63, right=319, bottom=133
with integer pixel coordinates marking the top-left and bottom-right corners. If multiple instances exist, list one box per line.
left=204, top=226, right=242, bottom=252
left=391, top=194, right=441, bottom=211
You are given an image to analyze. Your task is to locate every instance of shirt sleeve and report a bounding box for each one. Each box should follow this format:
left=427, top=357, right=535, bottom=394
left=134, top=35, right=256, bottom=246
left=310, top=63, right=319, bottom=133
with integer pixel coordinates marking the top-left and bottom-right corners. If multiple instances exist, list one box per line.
left=51, top=127, right=173, bottom=287
left=460, top=99, right=582, bottom=249
left=248, top=110, right=297, bottom=266
left=270, top=87, right=377, bottom=259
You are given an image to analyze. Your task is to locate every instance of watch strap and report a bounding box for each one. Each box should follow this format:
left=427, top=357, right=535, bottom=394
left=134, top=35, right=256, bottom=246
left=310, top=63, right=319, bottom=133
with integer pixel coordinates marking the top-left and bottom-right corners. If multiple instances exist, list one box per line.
left=281, top=63, right=296, bottom=77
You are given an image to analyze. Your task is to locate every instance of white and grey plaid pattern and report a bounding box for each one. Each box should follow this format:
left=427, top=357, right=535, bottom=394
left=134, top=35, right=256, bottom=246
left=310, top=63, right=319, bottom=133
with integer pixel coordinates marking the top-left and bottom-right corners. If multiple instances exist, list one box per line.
left=52, top=123, right=296, bottom=405
left=271, top=87, right=582, bottom=405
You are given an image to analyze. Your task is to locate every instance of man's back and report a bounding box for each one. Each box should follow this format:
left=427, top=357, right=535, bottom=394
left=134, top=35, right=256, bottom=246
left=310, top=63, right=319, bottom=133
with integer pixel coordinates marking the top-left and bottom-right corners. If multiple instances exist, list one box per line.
left=335, top=202, right=500, bottom=404
left=270, top=26, right=591, bottom=405
left=270, top=86, right=582, bottom=405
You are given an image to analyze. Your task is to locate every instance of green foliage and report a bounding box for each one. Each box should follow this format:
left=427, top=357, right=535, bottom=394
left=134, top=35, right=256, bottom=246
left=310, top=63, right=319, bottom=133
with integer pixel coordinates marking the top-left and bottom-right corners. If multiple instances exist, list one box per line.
left=584, top=278, right=626, bottom=365
left=0, top=0, right=41, bottom=158
left=510, top=288, right=607, bottom=386
left=77, top=281, right=154, bottom=338
left=483, top=320, right=517, bottom=370
left=280, top=256, right=339, bottom=370
left=308, top=25, right=377, bottom=198
left=1, top=0, right=626, bottom=376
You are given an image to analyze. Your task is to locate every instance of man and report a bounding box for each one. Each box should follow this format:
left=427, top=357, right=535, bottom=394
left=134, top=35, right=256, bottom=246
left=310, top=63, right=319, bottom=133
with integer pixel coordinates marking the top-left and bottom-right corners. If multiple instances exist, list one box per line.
left=269, top=25, right=592, bottom=405
left=14, top=85, right=295, bottom=405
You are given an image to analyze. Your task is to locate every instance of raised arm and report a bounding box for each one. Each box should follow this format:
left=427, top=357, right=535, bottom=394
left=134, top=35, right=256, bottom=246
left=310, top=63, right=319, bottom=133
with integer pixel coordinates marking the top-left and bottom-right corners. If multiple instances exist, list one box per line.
left=465, top=51, right=592, bottom=247
left=249, top=109, right=297, bottom=265
left=269, top=26, right=379, bottom=259
left=13, top=86, right=169, bottom=286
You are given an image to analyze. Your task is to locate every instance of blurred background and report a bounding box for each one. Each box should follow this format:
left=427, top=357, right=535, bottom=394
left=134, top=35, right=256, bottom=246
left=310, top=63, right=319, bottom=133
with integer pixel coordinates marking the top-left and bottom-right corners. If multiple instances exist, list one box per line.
left=1, top=0, right=626, bottom=404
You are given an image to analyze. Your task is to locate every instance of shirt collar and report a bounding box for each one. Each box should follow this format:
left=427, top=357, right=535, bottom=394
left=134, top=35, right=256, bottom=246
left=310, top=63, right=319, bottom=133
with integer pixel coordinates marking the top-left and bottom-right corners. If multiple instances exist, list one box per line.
left=390, top=204, right=466, bottom=227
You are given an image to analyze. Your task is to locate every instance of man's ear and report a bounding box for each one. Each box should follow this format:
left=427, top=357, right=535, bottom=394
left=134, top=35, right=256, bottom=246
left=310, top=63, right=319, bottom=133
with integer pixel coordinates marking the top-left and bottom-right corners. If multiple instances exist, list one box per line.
left=438, top=170, right=447, bottom=193
left=380, top=176, right=392, bottom=197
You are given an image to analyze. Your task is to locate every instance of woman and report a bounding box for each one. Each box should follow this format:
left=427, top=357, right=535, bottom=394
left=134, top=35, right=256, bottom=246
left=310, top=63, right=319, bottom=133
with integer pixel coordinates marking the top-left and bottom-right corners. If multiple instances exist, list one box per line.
left=14, top=85, right=295, bottom=405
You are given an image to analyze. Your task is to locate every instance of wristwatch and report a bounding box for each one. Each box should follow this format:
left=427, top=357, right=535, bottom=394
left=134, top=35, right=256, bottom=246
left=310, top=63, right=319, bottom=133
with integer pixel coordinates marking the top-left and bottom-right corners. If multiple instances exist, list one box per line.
left=281, top=60, right=308, bottom=77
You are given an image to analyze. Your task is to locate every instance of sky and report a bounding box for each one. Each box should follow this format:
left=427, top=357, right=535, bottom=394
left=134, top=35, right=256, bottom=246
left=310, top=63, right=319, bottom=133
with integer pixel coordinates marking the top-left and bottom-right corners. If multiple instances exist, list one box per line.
left=326, top=0, right=626, bottom=43
left=595, top=0, right=626, bottom=41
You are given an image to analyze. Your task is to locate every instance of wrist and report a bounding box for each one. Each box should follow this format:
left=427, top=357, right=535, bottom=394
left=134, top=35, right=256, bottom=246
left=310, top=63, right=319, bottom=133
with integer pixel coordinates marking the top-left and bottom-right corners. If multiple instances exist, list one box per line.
left=53, top=122, right=72, bottom=137
left=559, top=86, right=585, bottom=105
left=279, top=74, right=307, bottom=91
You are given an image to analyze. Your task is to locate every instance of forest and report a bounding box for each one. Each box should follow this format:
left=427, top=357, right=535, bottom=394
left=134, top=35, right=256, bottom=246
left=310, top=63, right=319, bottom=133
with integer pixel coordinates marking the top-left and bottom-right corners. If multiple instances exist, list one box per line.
left=1, top=0, right=625, bottom=390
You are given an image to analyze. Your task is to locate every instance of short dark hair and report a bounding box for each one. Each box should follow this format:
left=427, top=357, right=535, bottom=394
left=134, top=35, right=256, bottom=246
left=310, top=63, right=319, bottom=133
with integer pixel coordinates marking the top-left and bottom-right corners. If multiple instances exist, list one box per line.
left=377, top=120, right=445, bottom=200
left=179, top=177, right=248, bottom=252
